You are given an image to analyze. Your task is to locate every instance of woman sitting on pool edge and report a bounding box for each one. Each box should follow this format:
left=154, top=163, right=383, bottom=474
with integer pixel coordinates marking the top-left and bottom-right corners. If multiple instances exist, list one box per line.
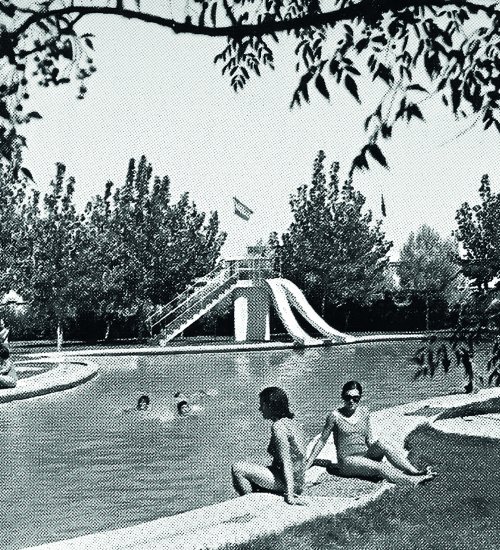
left=305, top=381, right=436, bottom=487
left=231, top=386, right=306, bottom=505
left=0, top=344, right=17, bottom=389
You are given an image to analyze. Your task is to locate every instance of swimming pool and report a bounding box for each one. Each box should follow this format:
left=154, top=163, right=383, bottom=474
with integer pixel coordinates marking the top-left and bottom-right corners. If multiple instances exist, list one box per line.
left=1, top=341, right=466, bottom=549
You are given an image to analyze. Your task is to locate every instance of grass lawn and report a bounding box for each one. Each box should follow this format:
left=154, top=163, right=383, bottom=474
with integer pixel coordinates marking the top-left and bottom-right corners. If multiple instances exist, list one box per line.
left=226, top=425, right=500, bottom=550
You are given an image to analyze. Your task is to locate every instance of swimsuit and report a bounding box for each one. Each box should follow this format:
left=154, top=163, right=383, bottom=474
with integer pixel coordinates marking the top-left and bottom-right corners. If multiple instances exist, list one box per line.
left=332, top=406, right=371, bottom=461
left=267, top=419, right=305, bottom=494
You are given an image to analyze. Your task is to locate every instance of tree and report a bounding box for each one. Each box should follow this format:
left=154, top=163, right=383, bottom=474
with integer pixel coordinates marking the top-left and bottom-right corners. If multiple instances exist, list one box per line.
left=397, top=225, right=460, bottom=330
left=0, top=137, right=31, bottom=293
left=82, top=155, right=226, bottom=339
left=276, top=150, right=392, bottom=325
left=1, top=1, right=500, bottom=172
left=24, top=163, right=86, bottom=349
left=455, top=174, right=500, bottom=290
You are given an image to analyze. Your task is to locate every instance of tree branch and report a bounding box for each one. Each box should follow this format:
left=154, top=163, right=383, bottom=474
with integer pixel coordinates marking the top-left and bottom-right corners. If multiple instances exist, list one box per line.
left=10, top=0, right=497, bottom=45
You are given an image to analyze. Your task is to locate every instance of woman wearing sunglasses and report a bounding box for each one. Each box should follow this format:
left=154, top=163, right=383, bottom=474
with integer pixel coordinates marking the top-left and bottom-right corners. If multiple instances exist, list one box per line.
left=305, top=381, right=435, bottom=486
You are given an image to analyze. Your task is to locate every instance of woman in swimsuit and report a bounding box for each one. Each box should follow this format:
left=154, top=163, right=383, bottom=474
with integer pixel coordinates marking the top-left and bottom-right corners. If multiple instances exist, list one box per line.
left=231, top=386, right=306, bottom=505
left=305, top=381, right=436, bottom=486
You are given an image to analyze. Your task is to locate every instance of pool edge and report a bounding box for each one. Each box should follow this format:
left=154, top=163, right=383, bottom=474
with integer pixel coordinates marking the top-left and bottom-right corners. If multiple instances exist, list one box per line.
left=0, top=360, right=99, bottom=404
left=20, top=386, right=500, bottom=550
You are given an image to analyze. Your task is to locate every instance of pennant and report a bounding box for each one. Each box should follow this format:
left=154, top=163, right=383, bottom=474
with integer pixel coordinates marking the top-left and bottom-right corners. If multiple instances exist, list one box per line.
left=381, top=194, right=386, bottom=217
left=233, top=197, right=254, bottom=221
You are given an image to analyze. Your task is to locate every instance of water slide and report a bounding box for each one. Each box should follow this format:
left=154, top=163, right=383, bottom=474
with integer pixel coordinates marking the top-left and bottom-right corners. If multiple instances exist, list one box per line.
left=266, top=278, right=354, bottom=345
left=278, top=278, right=354, bottom=343
left=266, top=279, right=325, bottom=346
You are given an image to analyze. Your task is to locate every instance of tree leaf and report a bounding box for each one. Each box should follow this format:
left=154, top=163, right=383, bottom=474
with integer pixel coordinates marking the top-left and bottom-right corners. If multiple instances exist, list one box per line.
left=0, top=101, right=10, bottom=120
left=344, top=74, right=360, bottom=102
left=315, top=74, right=329, bottom=100
left=355, top=38, right=369, bottom=53
left=368, top=143, right=388, bottom=168
left=451, top=79, right=461, bottom=113
left=21, top=167, right=34, bottom=181
left=407, top=83, right=428, bottom=92
left=210, top=3, right=217, bottom=26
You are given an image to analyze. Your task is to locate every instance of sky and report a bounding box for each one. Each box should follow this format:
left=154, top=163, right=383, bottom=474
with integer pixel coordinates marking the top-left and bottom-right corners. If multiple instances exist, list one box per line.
left=20, top=8, right=500, bottom=260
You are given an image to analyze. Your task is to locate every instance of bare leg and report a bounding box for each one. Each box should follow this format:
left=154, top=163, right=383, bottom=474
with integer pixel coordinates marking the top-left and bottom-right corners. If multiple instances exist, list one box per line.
left=368, top=440, right=435, bottom=475
left=338, top=456, right=434, bottom=487
left=231, top=461, right=285, bottom=495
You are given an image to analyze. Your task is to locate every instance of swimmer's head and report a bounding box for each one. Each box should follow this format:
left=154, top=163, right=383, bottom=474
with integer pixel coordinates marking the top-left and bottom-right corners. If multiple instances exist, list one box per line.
left=177, top=400, right=191, bottom=416
left=0, top=344, right=10, bottom=361
left=137, top=395, right=150, bottom=410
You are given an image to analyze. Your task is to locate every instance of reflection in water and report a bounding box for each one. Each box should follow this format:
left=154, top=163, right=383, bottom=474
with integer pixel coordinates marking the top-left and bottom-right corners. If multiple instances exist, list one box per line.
left=0, top=341, right=466, bottom=549
left=234, top=354, right=251, bottom=384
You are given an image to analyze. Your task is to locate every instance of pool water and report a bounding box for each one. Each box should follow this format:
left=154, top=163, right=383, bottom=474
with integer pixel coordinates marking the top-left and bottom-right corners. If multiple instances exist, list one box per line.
left=1, top=341, right=466, bottom=549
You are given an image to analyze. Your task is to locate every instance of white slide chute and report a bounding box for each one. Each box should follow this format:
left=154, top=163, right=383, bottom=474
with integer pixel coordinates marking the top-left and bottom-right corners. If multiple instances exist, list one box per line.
left=278, top=279, right=354, bottom=343
left=266, top=278, right=353, bottom=345
left=266, top=279, right=325, bottom=346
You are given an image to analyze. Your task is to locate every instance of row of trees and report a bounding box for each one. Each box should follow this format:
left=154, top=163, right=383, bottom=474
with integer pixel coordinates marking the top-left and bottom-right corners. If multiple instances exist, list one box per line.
left=268, top=150, right=500, bottom=333
left=0, top=151, right=226, bottom=345
left=2, top=146, right=499, bottom=343
left=270, top=150, right=392, bottom=328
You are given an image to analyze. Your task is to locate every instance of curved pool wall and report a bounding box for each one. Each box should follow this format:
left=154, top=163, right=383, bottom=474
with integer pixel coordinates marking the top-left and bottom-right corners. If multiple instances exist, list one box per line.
left=27, top=331, right=427, bottom=360
left=0, top=359, right=99, bottom=404
left=21, top=386, right=500, bottom=550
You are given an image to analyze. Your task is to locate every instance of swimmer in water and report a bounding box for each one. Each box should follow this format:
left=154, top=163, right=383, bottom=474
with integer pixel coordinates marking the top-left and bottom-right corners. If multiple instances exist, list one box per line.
left=177, top=400, right=193, bottom=416
left=123, top=395, right=150, bottom=413
left=174, top=390, right=202, bottom=401
left=137, top=395, right=150, bottom=411
left=174, top=389, right=214, bottom=416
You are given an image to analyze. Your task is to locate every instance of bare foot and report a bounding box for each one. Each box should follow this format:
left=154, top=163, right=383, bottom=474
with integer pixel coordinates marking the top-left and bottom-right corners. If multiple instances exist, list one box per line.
left=412, top=465, right=437, bottom=477
left=414, top=472, right=437, bottom=486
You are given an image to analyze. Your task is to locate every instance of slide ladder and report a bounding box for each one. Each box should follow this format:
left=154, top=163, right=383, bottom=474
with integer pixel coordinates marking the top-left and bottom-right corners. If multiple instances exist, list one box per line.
left=147, top=264, right=238, bottom=343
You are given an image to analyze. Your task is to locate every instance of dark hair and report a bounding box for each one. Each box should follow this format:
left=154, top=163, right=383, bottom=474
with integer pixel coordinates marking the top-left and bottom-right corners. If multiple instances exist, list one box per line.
left=177, top=400, right=189, bottom=413
left=0, top=344, right=10, bottom=360
left=137, top=395, right=150, bottom=408
left=341, top=380, right=363, bottom=397
left=259, top=386, right=294, bottom=419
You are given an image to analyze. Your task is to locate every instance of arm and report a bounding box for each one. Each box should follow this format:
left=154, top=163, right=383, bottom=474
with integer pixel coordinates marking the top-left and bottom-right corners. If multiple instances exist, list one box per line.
left=365, top=409, right=377, bottom=447
left=0, top=360, right=12, bottom=376
left=272, top=422, right=296, bottom=503
left=305, top=413, right=335, bottom=470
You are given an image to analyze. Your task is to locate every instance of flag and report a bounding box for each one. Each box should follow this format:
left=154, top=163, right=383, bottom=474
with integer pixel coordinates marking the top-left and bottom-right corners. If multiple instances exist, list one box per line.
left=233, top=197, right=254, bottom=221
left=381, top=194, right=386, bottom=217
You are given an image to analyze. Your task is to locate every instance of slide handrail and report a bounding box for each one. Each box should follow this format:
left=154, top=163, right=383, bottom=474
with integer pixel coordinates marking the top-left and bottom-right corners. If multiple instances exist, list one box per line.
left=150, top=266, right=230, bottom=330
left=148, top=258, right=276, bottom=331
left=147, top=262, right=226, bottom=327
left=159, top=273, right=240, bottom=338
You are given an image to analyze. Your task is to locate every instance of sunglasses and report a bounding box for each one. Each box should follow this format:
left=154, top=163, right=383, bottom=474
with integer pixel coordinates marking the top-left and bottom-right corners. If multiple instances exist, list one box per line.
left=343, top=394, right=361, bottom=403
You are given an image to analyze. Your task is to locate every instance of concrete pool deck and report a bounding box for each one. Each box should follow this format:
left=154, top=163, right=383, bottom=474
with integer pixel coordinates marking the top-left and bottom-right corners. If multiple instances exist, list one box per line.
left=0, top=359, right=99, bottom=404
left=21, top=385, right=500, bottom=550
